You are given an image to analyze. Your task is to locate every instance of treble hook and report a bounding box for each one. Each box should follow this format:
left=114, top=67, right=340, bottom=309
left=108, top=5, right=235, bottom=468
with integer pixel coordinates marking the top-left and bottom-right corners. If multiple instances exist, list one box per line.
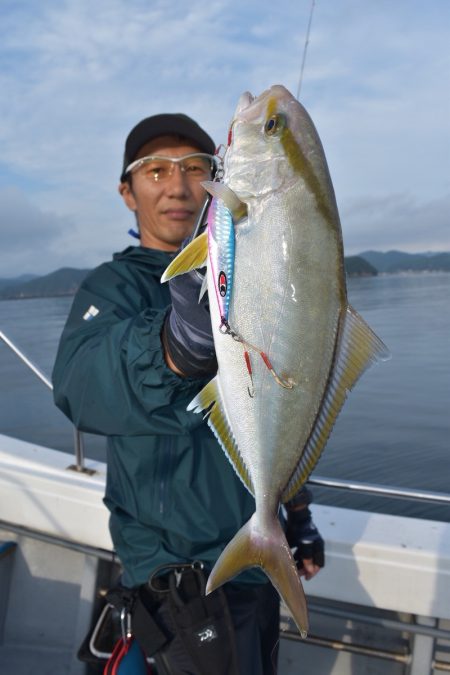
left=220, top=319, right=294, bottom=390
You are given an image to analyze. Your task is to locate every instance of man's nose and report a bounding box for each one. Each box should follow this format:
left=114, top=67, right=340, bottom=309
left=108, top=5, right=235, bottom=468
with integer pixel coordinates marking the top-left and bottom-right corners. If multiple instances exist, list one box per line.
left=166, top=164, right=191, bottom=196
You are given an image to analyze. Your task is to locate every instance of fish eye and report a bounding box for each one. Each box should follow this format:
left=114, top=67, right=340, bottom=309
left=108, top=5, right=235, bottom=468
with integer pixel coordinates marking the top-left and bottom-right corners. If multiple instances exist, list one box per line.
left=264, top=113, right=286, bottom=136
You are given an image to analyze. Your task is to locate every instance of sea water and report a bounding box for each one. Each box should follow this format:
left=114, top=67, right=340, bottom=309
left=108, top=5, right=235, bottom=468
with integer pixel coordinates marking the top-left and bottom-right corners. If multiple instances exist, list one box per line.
left=0, top=273, right=449, bottom=520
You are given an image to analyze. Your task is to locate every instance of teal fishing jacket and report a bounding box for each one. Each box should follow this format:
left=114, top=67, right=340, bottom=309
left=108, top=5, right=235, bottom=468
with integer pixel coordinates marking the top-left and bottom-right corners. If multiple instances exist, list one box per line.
left=52, top=246, right=260, bottom=587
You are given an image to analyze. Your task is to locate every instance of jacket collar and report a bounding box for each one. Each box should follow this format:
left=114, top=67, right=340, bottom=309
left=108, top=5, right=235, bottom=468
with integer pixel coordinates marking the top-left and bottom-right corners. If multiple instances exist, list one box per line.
left=113, top=245, right=176, bottom=275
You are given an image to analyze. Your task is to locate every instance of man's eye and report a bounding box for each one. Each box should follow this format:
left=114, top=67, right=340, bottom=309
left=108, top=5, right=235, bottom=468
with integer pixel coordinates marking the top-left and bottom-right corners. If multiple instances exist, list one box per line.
left=145, top=164, right=168, bottom=177
left=184, top=161, right=208, bottom=174
left=185, top=163, right=201, bottom=173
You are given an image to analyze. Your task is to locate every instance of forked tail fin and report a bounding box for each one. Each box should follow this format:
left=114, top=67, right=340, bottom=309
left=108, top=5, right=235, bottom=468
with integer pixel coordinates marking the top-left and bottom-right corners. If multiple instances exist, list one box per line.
left=206, top=513, right=309, bottom=637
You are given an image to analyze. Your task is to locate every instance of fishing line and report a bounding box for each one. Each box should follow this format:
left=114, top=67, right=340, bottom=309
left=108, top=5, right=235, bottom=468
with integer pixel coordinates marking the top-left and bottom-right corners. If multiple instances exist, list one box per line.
left=271, top=637, right=281, bottom=672
left=296, top=0, right=316, bottom=100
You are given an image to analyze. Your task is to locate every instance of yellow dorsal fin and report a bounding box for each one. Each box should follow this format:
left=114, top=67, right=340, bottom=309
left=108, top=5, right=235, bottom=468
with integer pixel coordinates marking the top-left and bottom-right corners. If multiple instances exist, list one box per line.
left=160, top=231, right=208, bottom=283
left=282, top=305, right=390, bottom=503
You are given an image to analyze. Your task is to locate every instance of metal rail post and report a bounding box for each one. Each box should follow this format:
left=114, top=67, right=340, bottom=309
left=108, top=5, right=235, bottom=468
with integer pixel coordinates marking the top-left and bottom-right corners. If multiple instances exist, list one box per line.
left=0, top=330, right=91, bottom=474
left=409, top=617, right=436, bottom=675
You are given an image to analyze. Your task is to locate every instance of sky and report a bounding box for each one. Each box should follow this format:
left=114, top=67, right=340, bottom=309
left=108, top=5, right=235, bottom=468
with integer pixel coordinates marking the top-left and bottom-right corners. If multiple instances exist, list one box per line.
left=0, top=0, right=449, bottom=277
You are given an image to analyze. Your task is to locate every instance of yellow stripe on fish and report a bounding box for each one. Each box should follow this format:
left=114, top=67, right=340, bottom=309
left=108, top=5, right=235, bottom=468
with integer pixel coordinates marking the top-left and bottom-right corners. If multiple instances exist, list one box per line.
left=266, top=96, right=334, bottom=227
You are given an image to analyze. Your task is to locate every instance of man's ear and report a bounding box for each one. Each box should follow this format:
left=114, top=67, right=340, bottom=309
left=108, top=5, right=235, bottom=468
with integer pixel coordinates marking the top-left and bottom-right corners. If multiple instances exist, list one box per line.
left=118, top=182, right=137, bottom=211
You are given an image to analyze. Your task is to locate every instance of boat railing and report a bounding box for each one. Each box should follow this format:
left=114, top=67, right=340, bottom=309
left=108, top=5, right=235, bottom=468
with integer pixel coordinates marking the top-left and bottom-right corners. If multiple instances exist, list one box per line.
left=308, top=475, right=450, bottom=505
left=2, top=328, right=450, bottom=505
left=0, top=329, right=89, bottom=474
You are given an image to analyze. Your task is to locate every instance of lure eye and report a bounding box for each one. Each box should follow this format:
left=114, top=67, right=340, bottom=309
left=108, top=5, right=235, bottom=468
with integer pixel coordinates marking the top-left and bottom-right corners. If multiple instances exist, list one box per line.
left=218, top=271, right=227, bottom=297
left=264, top=113, right=286, bottom=136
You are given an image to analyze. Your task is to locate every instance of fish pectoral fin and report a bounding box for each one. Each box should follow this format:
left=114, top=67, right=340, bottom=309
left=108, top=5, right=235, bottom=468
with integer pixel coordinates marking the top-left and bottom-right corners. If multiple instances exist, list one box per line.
left=188, top=377, right=254, bottom=496
left=160, top=231, right=208, bottom=283
left=206, top=513, right=309, bottom=638
left=201, top=181, right=247, bottom=221
left=283, top=305, right=390, bottom=503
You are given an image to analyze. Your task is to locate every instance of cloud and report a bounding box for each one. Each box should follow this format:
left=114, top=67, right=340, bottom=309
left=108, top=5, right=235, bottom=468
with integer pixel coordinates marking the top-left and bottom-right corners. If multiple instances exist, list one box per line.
left=0, top=186, right=126, bottom=276
left=0, top=186, right=67, bottom=275
left=341, top=192, right=450, bottom=254
left=0, top=0, right=449, bottom=275
left=0, top=187, right=64, bottom=250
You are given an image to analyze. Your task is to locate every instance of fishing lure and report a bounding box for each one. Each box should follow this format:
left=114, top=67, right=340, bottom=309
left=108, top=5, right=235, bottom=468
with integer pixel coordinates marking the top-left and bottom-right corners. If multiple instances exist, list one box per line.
left=207, top=196, right=235, bottom=330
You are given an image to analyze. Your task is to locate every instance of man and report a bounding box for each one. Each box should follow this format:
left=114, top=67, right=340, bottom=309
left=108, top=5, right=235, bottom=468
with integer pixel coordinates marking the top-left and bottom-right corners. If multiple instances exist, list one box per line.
left=52, top=113, right=324, bottom=674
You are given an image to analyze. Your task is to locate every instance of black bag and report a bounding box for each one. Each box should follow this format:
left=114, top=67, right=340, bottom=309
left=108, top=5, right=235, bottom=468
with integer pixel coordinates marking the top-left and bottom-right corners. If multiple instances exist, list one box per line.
left=78, top=562, right=240, bottom=675
left=142, top=562, right=240, bottom=675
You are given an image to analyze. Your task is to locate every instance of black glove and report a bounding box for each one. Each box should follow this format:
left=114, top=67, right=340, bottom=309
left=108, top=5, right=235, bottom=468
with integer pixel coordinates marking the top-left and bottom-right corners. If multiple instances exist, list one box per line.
left=286, top=506, right=325, bottom=571
left=163, top=261, right=217, bottom=378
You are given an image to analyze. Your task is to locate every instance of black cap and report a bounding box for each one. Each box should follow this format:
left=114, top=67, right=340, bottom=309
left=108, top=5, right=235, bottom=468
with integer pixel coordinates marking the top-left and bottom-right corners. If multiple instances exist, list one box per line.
left=120, top=113, right=216, bottom=181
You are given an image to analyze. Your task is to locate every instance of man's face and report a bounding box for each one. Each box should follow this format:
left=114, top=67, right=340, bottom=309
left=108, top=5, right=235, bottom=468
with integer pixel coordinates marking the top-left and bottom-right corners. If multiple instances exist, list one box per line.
left=119, top=135, right=210, bottom=251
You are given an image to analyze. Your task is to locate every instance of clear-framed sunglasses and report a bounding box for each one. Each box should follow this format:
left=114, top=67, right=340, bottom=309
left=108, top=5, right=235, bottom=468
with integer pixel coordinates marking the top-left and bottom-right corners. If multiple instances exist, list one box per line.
left=124, top=153, right=219, bottom=183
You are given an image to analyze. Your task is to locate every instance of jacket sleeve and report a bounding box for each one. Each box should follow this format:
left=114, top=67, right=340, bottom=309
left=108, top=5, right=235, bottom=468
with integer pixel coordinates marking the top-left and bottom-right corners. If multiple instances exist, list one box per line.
left=52, top=264, right=207, bottom=436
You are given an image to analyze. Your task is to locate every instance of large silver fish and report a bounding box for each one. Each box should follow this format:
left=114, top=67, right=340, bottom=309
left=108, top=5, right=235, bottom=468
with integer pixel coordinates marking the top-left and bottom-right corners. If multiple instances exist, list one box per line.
left=162, top=84, right=389, bottom=636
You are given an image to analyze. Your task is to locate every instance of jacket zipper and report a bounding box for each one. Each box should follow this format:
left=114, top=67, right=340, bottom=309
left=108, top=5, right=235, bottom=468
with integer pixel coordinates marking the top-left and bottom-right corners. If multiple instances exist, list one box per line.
left=159, top=437, right=174, bottom=516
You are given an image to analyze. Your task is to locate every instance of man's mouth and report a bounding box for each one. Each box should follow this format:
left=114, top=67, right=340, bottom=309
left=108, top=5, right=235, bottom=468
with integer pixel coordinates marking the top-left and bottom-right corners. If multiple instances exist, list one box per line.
left=163, top=209, right=194, bottom=221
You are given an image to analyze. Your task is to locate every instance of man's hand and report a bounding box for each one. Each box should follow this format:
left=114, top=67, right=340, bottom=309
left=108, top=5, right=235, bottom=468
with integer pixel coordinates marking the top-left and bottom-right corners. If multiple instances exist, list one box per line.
left=285, top=505, right=325, bottom=580
left=163, top=262, right=217, bottom=378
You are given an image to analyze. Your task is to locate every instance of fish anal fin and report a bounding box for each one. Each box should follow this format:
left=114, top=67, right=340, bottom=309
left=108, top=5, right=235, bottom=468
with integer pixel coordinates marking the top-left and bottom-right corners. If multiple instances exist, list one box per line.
left=201, top=181, right=247, bottom=221
left=282, top=305, right=390, bottom=503
left=206, top=513, right=309, bottom=638
left=161, top=231, right=208, bottom=283
left=188, top=377, right=254, bottom=495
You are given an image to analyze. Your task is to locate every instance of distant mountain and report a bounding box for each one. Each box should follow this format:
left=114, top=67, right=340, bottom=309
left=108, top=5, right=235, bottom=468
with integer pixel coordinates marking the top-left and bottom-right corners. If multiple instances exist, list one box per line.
left=359, top=250, right=450, bottom=273
left=0, top=268, right=91, bottom=300
left=344, top=256, right=377, bottom=277
left=0, top=274, right=39, bottom=290
left=1, top=249, right=449, bottom=300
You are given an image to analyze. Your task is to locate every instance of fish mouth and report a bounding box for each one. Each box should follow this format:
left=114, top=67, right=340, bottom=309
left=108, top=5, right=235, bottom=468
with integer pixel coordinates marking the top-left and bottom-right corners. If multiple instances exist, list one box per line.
left=233, top=84, right=293, bottom=123
left=234, top=91, right=254, bottom=115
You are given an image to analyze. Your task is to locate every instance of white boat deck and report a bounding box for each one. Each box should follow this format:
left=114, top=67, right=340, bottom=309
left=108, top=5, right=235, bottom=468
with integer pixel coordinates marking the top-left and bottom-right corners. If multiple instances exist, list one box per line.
left=1, top=433, right=450, bottom=674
